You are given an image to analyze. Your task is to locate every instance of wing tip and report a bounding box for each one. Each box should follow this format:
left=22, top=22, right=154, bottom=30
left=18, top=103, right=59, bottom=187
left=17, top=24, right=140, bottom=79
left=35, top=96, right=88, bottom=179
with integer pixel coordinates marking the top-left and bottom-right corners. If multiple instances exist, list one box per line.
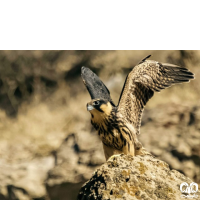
left=81, top=66, right=85, bottom=76
left=138, top=55, right=152, bottom=64
left=81, top=66, right=89, bottom=74
left=143, top=54, right=151, bottom=61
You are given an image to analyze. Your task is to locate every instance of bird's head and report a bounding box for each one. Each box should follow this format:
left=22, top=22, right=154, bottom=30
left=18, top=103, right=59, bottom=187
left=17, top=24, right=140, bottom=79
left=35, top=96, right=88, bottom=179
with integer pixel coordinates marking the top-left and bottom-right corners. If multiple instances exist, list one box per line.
left=87, top=99, right=113, bottom=119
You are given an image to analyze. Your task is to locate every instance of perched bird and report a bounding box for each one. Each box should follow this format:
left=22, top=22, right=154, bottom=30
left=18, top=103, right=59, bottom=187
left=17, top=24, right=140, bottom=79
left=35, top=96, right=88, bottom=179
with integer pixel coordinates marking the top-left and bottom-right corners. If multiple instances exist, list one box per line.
left=81, top=55, right=194, bottom=161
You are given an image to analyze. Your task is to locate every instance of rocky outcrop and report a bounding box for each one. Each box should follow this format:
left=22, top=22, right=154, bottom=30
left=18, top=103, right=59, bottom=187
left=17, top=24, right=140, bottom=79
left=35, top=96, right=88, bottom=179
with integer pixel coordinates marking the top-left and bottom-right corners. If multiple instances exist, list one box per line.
left=46, top=133, right=105, bottom=200
left=0, top=156, right=54, bottom=200
left=139, top=104, right=200, bottom=184
left=78, top=154, right=200, bottom=200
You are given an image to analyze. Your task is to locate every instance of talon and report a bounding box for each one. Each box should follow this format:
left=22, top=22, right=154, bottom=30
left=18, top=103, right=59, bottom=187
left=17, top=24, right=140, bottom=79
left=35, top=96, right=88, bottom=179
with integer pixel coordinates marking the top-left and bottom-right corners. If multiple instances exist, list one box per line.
left=107, top=154, right=122, bottom=161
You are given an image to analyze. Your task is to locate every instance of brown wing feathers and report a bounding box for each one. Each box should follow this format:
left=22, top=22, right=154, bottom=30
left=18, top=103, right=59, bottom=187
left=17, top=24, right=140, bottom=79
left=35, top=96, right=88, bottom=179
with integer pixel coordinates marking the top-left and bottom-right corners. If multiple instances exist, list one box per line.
left=81, top=57, right=194, bottom=136
left=133, top=83, right=154, bottom=133
left=118, top=59, right=194, bottom=135
left=133, top=61, right=194, bottom=92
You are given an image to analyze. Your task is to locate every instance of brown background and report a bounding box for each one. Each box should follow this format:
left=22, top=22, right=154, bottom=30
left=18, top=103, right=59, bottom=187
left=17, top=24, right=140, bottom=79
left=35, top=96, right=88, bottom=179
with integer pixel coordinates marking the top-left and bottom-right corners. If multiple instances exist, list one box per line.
left=0, top=50, right=199, bottom=200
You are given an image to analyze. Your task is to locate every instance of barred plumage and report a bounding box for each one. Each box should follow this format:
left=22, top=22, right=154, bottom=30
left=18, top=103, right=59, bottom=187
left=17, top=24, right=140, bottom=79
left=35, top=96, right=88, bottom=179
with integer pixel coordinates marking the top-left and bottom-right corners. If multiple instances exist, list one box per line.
left=81, top=55, right=194, bottom=160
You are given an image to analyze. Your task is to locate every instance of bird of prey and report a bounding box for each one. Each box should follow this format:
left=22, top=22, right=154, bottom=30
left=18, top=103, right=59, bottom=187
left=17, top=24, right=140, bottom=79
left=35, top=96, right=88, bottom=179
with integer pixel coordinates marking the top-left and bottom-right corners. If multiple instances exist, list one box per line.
left=81, top=55, right=194, bottom=161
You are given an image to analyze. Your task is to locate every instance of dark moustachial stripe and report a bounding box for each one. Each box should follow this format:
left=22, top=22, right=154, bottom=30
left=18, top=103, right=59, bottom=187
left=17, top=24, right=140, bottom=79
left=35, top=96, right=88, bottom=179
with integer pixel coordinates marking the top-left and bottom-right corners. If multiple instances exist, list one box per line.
left=128, top=142, right=130, bottom=151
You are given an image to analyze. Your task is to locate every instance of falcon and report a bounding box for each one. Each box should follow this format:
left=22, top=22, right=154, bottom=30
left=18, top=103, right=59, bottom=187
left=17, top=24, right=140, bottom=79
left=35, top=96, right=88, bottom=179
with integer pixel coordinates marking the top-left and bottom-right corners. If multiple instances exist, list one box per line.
left=81, top=55, right=194, bottom=161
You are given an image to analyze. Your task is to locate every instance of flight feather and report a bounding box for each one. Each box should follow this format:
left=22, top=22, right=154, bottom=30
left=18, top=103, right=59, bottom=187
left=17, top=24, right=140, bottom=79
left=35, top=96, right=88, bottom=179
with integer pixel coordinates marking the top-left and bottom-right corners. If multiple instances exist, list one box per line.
left=117, top=58, right=194, bottom=135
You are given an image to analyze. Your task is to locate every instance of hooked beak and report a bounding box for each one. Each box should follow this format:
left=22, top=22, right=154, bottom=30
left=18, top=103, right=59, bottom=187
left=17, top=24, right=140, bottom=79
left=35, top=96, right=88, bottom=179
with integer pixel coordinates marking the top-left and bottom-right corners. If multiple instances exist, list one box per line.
left=87, top=104, right=94, bottom=111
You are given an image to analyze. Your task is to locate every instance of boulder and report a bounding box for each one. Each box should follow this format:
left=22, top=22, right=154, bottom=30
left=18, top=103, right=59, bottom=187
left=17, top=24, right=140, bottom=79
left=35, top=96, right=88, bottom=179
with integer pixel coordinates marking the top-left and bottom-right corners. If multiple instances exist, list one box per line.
left=78, top=154, right=200, bottom=200
left=0, top=156, right=54, bottom=200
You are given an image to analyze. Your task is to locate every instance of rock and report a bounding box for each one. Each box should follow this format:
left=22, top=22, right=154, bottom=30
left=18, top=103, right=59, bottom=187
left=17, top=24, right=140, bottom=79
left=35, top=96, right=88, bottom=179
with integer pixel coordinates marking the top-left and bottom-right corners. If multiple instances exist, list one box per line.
left=139, top=104, right=200, bottom=184
left=46, top=132, right=105, bottom=200
left=78, top=154, right=200, bottom=200
left=0, top=156, right=54, bottom=200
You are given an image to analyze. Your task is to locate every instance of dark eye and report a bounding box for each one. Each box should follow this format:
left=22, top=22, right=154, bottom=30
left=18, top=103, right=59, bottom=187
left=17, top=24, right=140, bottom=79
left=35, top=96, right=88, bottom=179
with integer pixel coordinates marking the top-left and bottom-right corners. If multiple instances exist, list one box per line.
left=93, top=101, right=99, bottom=106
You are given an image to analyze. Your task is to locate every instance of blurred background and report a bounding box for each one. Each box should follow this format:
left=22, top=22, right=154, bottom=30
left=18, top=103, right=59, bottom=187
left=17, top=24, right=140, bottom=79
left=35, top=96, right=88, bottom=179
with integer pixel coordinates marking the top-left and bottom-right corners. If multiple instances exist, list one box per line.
left=0, top=50, right=199, bottom=200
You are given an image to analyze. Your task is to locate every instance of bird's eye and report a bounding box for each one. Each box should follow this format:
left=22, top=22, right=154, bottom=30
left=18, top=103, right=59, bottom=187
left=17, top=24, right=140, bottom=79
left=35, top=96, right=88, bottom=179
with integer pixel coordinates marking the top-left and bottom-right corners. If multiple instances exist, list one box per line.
left=93, top=101, right=99, bottom=106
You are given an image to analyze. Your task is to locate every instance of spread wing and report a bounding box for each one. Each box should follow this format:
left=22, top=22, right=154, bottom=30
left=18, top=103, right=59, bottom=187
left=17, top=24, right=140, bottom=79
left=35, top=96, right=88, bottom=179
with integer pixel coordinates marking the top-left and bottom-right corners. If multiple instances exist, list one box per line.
left=81, top=66, right=115, bottom=106
left=117, top=56, right=194, bottom=135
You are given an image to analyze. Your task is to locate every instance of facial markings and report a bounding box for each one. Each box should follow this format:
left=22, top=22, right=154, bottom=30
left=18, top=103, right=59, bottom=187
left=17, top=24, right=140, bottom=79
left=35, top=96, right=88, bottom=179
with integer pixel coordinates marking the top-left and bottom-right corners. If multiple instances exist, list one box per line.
left=92, top=99, right=104, bottom=113
left=100, top=102, right=112, bottom=116
left=88, top=99, right=110, bottom=113
left=88, top=99, right=113, bottom=132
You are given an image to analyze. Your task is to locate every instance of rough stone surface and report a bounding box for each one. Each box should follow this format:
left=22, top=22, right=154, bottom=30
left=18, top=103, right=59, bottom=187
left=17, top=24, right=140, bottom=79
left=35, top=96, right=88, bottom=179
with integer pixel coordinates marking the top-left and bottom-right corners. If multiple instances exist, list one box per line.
left=46, top=132, right=105, bottom=200
left=78, top=154, right=200, bottom=200
left=140, top=104, right=200, bottom=184
left=0, top=156, right=54, bottom=200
